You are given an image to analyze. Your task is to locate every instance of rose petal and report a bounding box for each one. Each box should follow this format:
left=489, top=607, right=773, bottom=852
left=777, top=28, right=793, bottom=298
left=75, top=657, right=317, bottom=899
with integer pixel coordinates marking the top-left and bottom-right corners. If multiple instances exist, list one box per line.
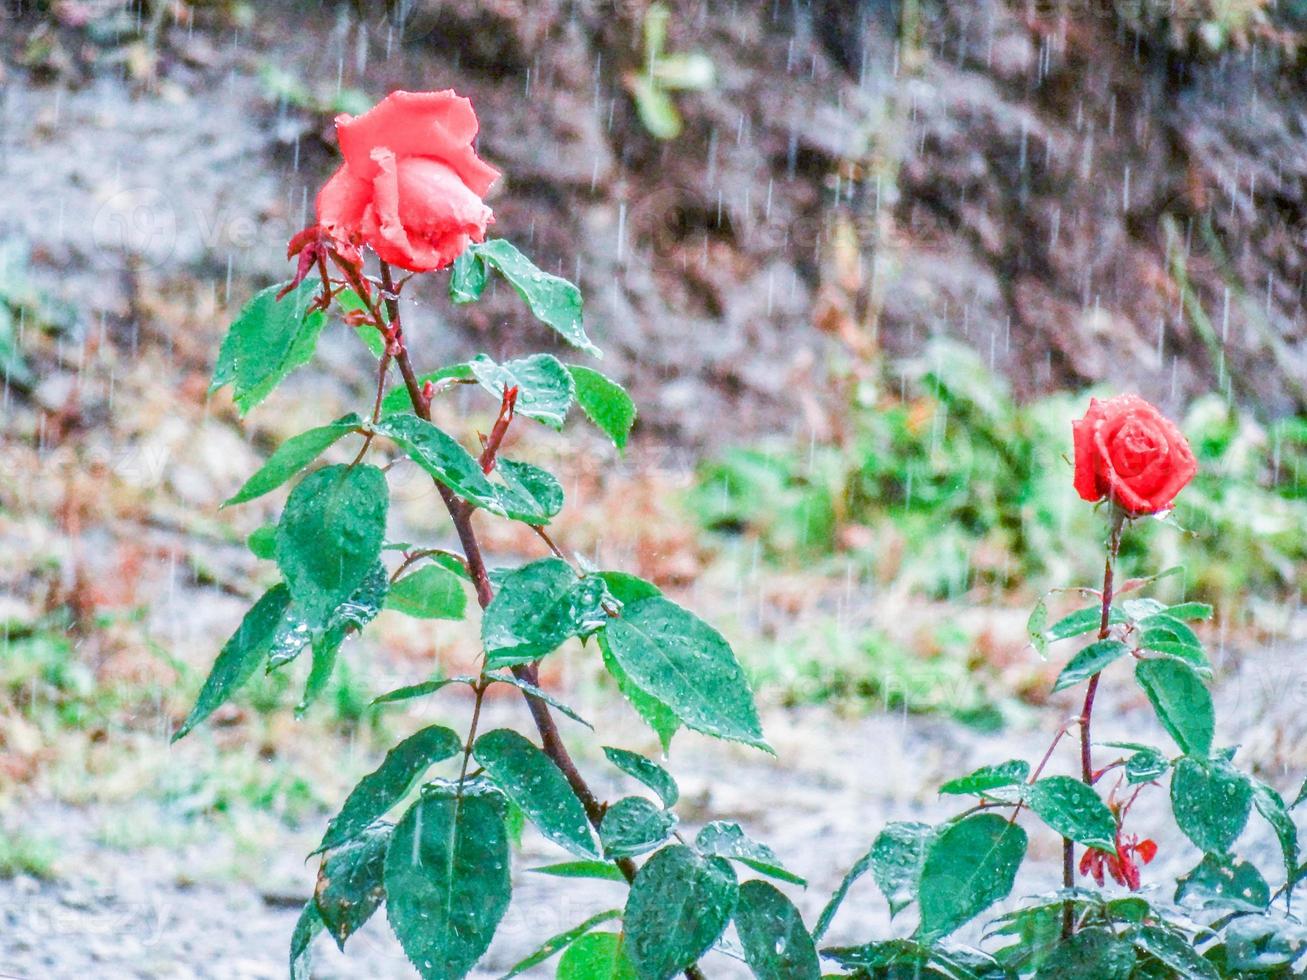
left=316, top=164, right=371, bottom=243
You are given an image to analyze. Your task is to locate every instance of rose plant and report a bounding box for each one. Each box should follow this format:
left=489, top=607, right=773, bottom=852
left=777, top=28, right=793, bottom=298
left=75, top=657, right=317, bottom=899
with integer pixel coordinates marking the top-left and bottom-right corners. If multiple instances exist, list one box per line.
left=179, top=89, right=1306, bottom=979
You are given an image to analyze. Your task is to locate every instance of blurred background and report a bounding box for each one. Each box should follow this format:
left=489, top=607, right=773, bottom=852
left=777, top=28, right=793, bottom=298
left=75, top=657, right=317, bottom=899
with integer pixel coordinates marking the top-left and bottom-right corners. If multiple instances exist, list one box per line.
left=1, top=0, right=1305, bottom=976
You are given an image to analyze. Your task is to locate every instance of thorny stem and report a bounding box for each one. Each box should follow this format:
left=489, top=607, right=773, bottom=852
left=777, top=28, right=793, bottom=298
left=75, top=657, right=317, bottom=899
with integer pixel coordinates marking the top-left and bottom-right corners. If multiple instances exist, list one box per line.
left=369, top=262, right=709, bottom=973
left=1061, top=507, right=1127, bottom=937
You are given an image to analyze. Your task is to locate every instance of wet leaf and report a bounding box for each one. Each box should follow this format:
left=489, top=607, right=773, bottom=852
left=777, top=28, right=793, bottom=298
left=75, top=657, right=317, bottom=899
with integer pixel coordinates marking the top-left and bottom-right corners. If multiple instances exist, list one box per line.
left=247, top=524, right=277, bottom=560
left=1036, top=928, right=1136, bottom=979
left=502, top=909, right=622, bottom=979
left=1175, top=854, right=1270, bottom=912
left=625, top=845, right=737, bottom=979
left=314, top=821, right=390, bottom=950
left=601, top=796, right=677, bottom=859
left=481, top=558, right=614, bottom=667
left=1171, top=756, right=1253, bottom=853
left=598, top=632, right=680, bottom=751
left=289, top=901, right=322, bottom=980
left=1052, top=640, right=1130, bottom=693
left=939, top=760, right=1029, bottom=797
left=734, top=880, right=820, bottom=980
left=868, top=821, right=935, bottom=917
left=529, top=860, right=628, bottom=883
left=1124, top=747, right=1170, bottom=784
left=370, top=676, right=478, bottom=707
left=1131, top=925, right=1219, bottom=980
left=694, top=820, right=805, bottom=887
left=468, top=353, right=574, bottom=430
left=1027, top=776, right=1117, bottom=852
left=473, top=728, right=599, bottom=859
left=172, top=584, right=291, bottom=741
left=274, top=464, right=388, bottom=629
left=386, top=564, right=467, bottom=620
left=1135, top=658, right=1214, bottom=756
left=316, top=724, right=463, bottom=853
left=379, top=363, right=474, bottom=414
left=384, top=787, right=511, bottom=980
left=918, top=813, right=1027, bottom=940
left=603, top=596, right=768, bottom=751
left=224, top=414, right=362, bottom=507
left=603, top=746, right=678, bottom=807
left=569, top=365, right=636, bottom=450
left=484, top=672, right=594, bottom=729
left=1252, top=780, right=1300, bottom=884
left=557, top=931, right=639, bottom=980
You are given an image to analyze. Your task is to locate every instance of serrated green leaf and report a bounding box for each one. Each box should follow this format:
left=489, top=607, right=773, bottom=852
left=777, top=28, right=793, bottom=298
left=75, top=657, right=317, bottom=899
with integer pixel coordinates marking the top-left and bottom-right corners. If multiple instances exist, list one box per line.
left=270, top=561, right=389, bottom=674
left=603, top=596, right=767, bottom=751
left=1252, top=780, right=1300, bottom=884
left=317, top=725, right=463, bottom=853
left=172, top=584, right=291, bottom=741
left=481, top=558, right=614, bottom=667
left=385, top=788, right=511, bottom=980
left=734, top=880, right=820, bottom=980
left=1135, top=658, right=1214, bottom=756
left=492, top=458, right=565, bottom=524
left=1036, top=928, right=1136, bottom=979
left=557, top=931, right=639, bottom=980
left=599, top=632, right=680, bottom=751
left=456, top=240, right=599, bottom=356
left=694, top=820, right=805, bottom=886
left=224, top=414, right=363, bottom=507
left=625, top=845, right=737, bottom=979
left=568, top=365, right=636, bottom=450
left=529, top=860, right=628, bottom=883
left=468, top=353, right=574, bottom=430
left=386, top=564, right=467, bottom=620
left=370, top=676, right=478, bottom=707
left=868, top=821, right=935, bottom=917
left=473, top=728, right=599, bottom=859
left=1175, top=853, right=1269, bottom=912
left=274, top=464, right=388, bottom=629
left=918, top=813, right=1027, bottom=940
left=1171, top=756, right=1253, bottom=853
left=601, top=796, right=677, bottom=859
left=1052, top=640, right=1130, bottom=693
left=602, top=746, right=678, bottom=807
left=939, top=760, right=1030, bottom=797
left=1027, top=777, right=1117, bottom=851
left=315, top=821, right=389, bottom=950
left=502, top=909, right=622, bottom=979
left=211, top=278, right=327, bottom=415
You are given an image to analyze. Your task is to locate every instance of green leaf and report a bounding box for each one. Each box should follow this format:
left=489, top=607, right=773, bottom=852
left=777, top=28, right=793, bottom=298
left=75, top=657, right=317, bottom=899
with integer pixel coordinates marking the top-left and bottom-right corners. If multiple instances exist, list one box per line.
left=296, top=627, right=344, bottom=717
left=1165, top=602, right=1214, bottom=621
left=814, top=847, right=873, bottom=942
left=456, top=240, right=600, bottom=356
left=603, top=596, right=767, bottom=751
left=274, top=464, right=388, bottom=628
left=386, top=565, right=467, bottom=620
left=624, top=845, right=738, bottom=979
left=602, top=746, right=678, bottom=807
left=502, top=909, right=622, bottom=979
left=172, top=584, right=291, bottom=741
left=370, top=676, right=477, bottom=707
left=694, top=820, right=805, bottom=887
left=481, top=558, right=614, bottom=667
left=314, top=821, right=389, bottom=950
left=529, top=860, right=628, bottom=883
left=224, top=414, right=362, bottom=507
left=1124, top=747, right=1171, bottom=785
left=868, top=821, right=935, bottom=917
left=599, top=632, right=680, bottom=751
left=379, top=363, right=474, bottom=414
left=1036, top=928, right=1136, bottom=979
left=449, top=247, right=489, bottom=303
left=1222, top=914, right=1307, bottom=971
left=1175, top=854, right=1270, bottom=912
left=468, top=353, right=574, bottom=430
left=631, top=73, right=683, bottom=139
left=1135, top=658, right=1214, bottom=756
left=1042, top=606, right=1124, bottom=645
left=939, top=760, right=1029, bottom=797
left=211, top=277, right=327, bottom=415
left=733, top=880, right=820, bottom=980
left=568, top=365, right=636, bottom=450
left=652, top=52, right=715, bottom=90
left=598, top=570, right=661, bottom=604
left=336, top=287, right=387, bottom=357
left=247, top=524, right=277, bottom=559
left=384, top=787, right=511, bottom=980
left=917, top=813, right=1027, bottom=940
left=557, top=931, right=639, bottom=980
left=1138, top=612, right=1203, bottom=648
left=1131, top=925, right=1219, bottom=980
left=1052, top=640, right=1130, bottom=693
left=473, top=728, right=599, bottom=859
left=289, top=902, right=323, bottom=980
left=1252, top=780, right=1300, bottom=884
left=492, top=458, right=565, bottom=524
left=601, top=796, right=677, bottom=859
left=1027, top=777, right=1117, bottom=851
left=484, top=672, right=594, bottom=730
left=1171, top=756, right=1253, bottom=853
left=317, top=725, right=463, bottom=853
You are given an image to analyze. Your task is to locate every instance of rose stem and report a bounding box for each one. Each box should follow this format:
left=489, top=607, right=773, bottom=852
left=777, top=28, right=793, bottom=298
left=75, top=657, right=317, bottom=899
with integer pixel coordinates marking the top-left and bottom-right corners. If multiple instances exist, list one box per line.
left=1061, top=506, right=1127, bottom=936
left=377, top=262, right=709, bottom=980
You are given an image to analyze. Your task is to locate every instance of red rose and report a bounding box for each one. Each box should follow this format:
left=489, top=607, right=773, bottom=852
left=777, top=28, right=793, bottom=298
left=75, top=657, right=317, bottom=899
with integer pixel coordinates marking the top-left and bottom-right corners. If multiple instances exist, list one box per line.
left=315, top=90, right=499, bottom=273
left=1072, top=394, right=1197, bottom=515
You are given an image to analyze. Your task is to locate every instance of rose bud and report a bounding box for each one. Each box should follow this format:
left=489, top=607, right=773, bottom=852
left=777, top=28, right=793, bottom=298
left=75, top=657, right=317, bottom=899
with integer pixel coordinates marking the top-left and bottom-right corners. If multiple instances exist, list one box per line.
left=1072, top=394, right=1197, bottom=516
left=315, top=90, right=499, bottom=273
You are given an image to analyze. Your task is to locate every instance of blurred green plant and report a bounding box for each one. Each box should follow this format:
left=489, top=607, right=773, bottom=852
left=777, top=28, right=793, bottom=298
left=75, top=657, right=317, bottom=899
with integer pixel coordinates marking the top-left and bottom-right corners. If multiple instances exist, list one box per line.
left=624, top=2, right=715, bottom=140
left=1115, top=0, right=1276, bottom=53
left=0, top=241, right=78, bottom=391
left=691, top=340, right=1307, bottom=610
left=260, top=65, right=373, bottom=119
left=0, top=825, right=59, bottom=880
